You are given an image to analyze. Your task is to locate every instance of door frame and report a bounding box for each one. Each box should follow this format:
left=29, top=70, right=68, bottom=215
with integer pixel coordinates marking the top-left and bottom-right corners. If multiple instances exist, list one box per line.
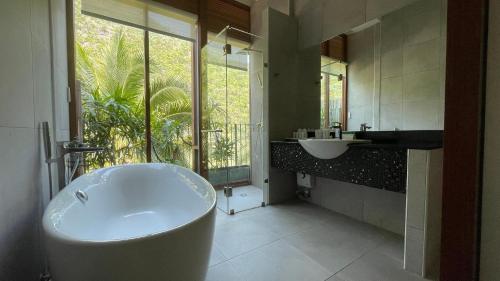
left=440, top=0, right=489, bottom=280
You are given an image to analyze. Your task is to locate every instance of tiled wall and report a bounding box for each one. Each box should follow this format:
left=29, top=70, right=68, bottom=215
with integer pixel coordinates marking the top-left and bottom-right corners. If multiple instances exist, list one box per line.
left=404, top=149, right=443, bottom=279
left=250, top=6, right=321, bottom=204
left=346, top=27, right=376, bottom=131
left=347, top=0, right=447, bottom=131
left=480, top=0, right=500, bottom=278
left=306, top=177, right=406, bottom=235
left=0, top=0, right=68, bottom=279
left=295, top=0, right=420, bottom=49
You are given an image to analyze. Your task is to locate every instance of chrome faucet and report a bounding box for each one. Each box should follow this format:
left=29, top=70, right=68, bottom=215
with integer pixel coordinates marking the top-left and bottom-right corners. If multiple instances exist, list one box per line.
left=360, top=123, right=372, bottom=132
left=55, top=141, right=105, bottom=189
left=42, top=122, right=105, bottom=195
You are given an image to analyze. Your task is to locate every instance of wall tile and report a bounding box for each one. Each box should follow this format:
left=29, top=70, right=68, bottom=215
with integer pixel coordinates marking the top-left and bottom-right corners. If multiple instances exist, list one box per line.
left=319, top=178, right=364, bottom=221
left=406, top=150, right=428, bottom=230
left=404, top=7, right=441, bottom=46
left=32, top=38, right=54, bottom=125
left=403, top=69, right=440, bottom=103
left=381, top=47, right=403, bottom=79
left=404, top=0, right=441, bottom=16
left=363, top=187, right=406, bottom=235
left=381, top=76, right=403, bottom=104
left=403, top=38, right=440, bottom=75
left=30, top=0, right=51, bottom=50
left=380, top=102, right=402, bottom=131
left=404, top=226, right=424, bottom=275
left=381, top=11, right=404, bottom=53
left=0, top=127, right=40, bottom=280
left=0, top=0, right=34, bottom=128
left=402, top=99, right=439, bottom=130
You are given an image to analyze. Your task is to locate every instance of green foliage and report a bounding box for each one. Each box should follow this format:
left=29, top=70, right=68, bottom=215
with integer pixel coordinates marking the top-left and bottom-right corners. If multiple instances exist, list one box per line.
left=77, top=27, right=194, bottom=169
left=75, top=1, right=252, bottom=172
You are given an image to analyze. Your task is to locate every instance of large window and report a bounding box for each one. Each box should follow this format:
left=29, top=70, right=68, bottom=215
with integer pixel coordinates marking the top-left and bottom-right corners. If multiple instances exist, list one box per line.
left=75, top=0, right=195, bottom=171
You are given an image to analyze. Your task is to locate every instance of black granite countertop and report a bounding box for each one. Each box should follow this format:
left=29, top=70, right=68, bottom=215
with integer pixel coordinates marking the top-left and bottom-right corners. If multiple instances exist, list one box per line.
left=275, top=140, right=442, bottom=150
left=270, top=141, right=407, bottom=192
left=278, top=130, right=443, bottom=150
left=270, top=131, right=443, bottom=193
left=348, top=142, right=442, bottom=150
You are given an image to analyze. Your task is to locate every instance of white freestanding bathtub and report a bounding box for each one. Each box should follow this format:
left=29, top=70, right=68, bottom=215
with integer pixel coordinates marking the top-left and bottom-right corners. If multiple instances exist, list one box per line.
left=43, top=163, right=216, bottom=281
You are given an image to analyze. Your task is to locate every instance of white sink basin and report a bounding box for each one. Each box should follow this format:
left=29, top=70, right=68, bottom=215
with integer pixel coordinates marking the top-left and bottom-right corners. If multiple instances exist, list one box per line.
left=298, top=139, right=371, bottom=159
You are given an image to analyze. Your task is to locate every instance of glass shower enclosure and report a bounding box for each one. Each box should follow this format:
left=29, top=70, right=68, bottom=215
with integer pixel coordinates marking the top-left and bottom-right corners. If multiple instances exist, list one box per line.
left=200, top=26, right=265, bottom=214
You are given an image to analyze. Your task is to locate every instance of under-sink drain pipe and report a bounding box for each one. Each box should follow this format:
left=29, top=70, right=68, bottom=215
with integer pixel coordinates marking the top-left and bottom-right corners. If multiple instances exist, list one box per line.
left=296, top=172, right=314, bottom=199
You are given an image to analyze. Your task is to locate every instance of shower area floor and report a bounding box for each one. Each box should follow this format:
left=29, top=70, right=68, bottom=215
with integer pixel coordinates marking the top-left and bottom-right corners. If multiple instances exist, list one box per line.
left=216, top=185, right=263, bottom=214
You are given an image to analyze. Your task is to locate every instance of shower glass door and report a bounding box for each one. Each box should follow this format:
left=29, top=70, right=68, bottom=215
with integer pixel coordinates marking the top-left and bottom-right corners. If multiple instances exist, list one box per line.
left=201, top=27, right=264, bottom=214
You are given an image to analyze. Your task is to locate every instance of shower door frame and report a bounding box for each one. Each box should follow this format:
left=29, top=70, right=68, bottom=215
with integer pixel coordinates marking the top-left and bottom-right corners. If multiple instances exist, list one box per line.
left=198, top=26, right=268, bottom=214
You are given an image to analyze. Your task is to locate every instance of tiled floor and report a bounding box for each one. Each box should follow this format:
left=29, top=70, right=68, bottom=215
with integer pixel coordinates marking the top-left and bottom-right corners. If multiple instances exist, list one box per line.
left=216, top=185, right=263, bottom=214
left=206, top=200, right=430, bottom=281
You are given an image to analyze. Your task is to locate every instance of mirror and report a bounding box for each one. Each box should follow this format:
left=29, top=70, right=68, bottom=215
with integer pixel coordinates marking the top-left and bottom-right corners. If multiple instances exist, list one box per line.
left=320, top=0, right=446, bottom=131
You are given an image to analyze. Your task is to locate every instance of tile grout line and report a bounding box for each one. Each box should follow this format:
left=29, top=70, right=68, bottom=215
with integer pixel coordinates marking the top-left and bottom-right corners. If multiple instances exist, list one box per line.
left=322, top=234, right=390, bottom=281
left=210, top=208, right=323, bottom=269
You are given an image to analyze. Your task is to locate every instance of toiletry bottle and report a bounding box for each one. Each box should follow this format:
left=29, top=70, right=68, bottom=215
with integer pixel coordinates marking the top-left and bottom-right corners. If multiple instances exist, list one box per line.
left=331, top=122, right=343, bottom=139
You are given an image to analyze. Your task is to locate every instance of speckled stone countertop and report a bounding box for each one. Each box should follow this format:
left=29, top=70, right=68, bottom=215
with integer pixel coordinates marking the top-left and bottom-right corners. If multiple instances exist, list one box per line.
left=271, top=130, right=443, bottom=193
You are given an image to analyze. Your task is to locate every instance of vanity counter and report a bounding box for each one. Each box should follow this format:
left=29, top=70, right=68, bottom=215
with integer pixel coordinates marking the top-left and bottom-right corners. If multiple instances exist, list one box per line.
left=270, top=130, right=443, bottom=193
left=348, top=143, right=443, bottom=150
left=271, top=141, right=407, bottom=193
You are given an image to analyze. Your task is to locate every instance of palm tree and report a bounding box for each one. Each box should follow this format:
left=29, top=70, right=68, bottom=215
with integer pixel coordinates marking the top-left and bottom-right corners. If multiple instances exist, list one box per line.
left=76, top=29, right=193, bottom=169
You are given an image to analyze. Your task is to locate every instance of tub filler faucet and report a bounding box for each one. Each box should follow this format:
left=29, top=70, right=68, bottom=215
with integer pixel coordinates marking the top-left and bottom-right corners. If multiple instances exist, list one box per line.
left=55, top=141, right=105, bottom=190
left=42, top=123, right=105, bottom=192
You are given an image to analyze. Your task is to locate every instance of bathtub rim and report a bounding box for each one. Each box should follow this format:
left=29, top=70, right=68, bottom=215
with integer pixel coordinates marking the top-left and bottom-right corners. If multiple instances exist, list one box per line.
left=43, top=163, right=217, bottom=245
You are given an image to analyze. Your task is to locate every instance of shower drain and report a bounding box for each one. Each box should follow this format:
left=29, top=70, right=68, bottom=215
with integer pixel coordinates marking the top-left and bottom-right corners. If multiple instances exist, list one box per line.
left=239, top=193, right=248, bottom=197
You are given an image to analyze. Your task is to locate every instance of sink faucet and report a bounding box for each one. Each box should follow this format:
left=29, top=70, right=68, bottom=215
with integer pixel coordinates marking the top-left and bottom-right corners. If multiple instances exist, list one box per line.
left=360, top=123, right=372, bottom=132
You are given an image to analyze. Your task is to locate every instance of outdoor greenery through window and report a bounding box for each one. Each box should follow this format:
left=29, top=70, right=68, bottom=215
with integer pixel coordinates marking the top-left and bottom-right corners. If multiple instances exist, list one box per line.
left=75, top=0, right=194, bottom=171
left=199, top=36, right=254, bottom=186
left=75, top=0, right=253, bottom=177
left=320, top=57, right=347, bottom=128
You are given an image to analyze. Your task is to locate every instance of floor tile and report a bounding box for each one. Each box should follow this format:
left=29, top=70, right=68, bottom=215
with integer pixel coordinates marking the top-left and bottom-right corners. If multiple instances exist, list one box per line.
left=209, top=245, right=228, bottom=267
left=211, top=201, right=416, bottom=281
left=375, top=233, right=405, bottom=262
left=334, top=251, right=428, bottom=281
left=205, top=261, right=245, bottom=281
left=327, top=276, right=347, bottom=281
left=270, top=199, right=337, bottom=223
left=214, top=217, right=280, bottom=259
left=284, top=222, right=383, bottom=275
left=215, top=206, right=270, bottom=227
left=246, top=206, right=323, bottom=238
left=230, top=240, right=332, bottom=281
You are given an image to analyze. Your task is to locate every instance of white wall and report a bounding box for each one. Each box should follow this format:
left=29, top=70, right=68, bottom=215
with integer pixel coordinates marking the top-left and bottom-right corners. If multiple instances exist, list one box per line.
left=0, top=0, right=68, bottom=279
left=346, top=0, right=446, bottom=131
left=480, top=0, right=500, bottom=279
